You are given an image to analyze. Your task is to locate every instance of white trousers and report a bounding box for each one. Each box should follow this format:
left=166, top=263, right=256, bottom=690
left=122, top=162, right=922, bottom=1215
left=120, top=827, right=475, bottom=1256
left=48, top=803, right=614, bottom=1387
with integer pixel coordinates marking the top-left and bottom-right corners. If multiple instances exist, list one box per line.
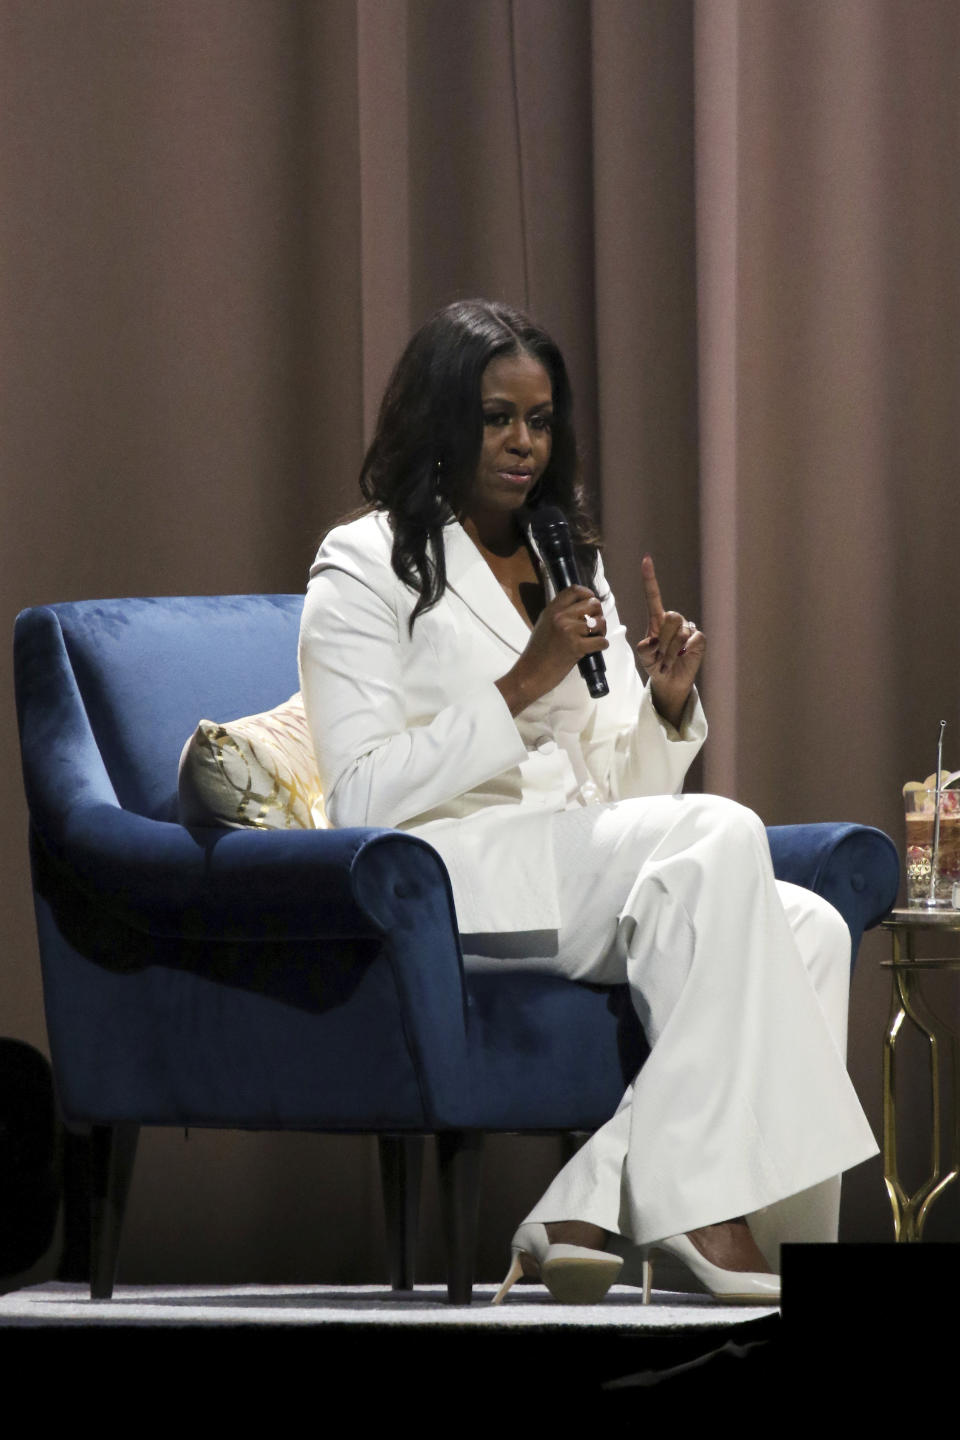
left=461, top=794, right=879, bottom=1269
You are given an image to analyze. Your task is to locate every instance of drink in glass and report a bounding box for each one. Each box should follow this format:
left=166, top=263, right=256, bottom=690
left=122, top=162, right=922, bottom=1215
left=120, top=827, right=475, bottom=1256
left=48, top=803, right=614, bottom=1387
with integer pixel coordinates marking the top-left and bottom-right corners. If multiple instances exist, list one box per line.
left=904, top=785, right=960, bottom=907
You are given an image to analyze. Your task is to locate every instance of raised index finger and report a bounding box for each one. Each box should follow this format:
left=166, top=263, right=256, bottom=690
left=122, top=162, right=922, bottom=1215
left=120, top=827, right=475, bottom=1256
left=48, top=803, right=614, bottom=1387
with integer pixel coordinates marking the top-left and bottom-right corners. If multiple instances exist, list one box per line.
left=641, top=555, right=665, bottom=630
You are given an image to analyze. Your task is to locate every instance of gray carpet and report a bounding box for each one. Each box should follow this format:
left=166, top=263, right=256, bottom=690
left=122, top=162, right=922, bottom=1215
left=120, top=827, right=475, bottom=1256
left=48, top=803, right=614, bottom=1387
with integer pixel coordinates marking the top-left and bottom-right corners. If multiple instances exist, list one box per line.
left=0, top=1280, right=777, bottom=1328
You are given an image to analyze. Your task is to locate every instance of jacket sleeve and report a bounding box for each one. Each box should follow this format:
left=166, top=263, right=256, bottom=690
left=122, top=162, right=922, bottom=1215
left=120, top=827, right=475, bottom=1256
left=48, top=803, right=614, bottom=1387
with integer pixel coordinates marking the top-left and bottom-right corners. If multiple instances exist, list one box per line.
left=577, top=556, right=707, bottom=800
left=298, top=520, right=528, bottom=829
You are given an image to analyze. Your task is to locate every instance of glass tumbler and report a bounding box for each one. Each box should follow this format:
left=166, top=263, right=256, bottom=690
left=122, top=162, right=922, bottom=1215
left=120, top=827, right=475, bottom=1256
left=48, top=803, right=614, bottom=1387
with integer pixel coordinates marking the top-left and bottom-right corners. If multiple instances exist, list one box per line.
left=904, top=786, right=960, bottom=908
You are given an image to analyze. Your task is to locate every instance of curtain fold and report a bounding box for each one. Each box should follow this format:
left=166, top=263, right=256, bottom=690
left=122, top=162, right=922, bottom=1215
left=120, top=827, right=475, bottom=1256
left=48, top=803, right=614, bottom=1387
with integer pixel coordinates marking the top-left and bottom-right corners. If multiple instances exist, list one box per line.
left=591, top=0, right=700, bottom=641
left=695, top=0, right=960, bottom=827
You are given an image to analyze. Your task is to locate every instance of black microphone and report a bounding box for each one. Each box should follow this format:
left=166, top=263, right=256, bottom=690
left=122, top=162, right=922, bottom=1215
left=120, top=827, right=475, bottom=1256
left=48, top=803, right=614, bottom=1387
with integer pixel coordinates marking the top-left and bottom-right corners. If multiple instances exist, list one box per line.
left=529, top=506, right=609, bottom=698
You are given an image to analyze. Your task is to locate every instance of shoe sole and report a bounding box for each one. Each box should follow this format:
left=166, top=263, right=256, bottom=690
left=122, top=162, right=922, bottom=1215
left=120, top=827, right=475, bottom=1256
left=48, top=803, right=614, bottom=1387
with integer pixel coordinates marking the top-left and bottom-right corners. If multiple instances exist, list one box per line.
left=540, top=1255, right=623, bottom=1305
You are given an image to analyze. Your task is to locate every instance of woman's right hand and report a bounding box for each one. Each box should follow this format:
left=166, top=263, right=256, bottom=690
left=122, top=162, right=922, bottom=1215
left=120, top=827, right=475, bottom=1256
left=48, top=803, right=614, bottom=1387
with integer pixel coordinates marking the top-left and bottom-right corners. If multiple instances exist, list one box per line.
left=496, top=585, right=608, bottom=716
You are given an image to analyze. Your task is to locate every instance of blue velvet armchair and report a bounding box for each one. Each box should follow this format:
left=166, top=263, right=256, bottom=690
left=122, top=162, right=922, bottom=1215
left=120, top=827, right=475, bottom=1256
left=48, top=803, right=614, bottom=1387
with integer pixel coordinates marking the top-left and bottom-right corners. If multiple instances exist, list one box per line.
left=14, top=594, right=900, bottom=1302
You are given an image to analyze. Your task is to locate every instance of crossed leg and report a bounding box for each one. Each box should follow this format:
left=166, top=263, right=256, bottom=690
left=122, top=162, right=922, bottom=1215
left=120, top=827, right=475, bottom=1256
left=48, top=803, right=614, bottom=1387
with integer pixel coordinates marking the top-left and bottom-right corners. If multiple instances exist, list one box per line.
left=463, top=794, right=876, bottom=1270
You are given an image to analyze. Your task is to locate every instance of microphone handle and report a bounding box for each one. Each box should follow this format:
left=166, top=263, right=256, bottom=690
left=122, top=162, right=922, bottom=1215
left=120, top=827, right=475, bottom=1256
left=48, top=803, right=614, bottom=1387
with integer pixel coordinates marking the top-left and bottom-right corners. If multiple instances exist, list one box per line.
left=550, top=555, right=579, bottom=590
left=547, top=555, right=610, bottom=699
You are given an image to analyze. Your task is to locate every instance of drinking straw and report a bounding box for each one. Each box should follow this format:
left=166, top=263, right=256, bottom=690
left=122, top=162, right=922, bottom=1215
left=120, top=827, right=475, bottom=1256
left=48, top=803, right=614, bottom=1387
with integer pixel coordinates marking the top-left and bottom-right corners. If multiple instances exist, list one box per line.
left=930, top=720, right=946, bottom=905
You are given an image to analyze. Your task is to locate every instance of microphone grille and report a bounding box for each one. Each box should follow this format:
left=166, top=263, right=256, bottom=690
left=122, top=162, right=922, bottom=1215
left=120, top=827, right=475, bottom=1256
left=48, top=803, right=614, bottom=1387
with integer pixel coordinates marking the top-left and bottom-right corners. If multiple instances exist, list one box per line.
left=529, top=505, right=570, bottom=554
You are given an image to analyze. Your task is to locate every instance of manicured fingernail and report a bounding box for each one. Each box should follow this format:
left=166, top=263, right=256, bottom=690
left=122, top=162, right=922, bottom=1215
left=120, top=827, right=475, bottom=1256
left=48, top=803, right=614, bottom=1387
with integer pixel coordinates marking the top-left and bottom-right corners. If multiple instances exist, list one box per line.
left=678, top=645, right=687, bottom=656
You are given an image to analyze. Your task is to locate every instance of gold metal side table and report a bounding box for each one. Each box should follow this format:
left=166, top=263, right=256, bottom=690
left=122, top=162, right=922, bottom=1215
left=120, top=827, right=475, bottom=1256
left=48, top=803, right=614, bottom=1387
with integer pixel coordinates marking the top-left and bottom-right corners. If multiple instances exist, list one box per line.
left=881, top=907, right=960, bottom=1240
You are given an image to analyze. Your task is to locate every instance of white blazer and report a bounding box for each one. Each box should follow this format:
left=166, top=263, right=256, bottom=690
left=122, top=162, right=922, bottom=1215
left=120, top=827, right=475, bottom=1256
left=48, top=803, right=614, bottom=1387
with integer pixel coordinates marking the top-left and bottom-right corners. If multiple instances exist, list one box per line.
left=298, top=509, right=707, bottom=934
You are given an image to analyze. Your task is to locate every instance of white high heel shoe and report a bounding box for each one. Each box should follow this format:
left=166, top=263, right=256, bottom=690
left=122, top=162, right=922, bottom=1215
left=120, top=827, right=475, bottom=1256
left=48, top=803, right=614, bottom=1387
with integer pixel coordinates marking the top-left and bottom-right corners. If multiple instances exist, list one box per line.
left=491, top=1222, right=623, bottom=1306
left=641, top=1232, right=780, bottom=1305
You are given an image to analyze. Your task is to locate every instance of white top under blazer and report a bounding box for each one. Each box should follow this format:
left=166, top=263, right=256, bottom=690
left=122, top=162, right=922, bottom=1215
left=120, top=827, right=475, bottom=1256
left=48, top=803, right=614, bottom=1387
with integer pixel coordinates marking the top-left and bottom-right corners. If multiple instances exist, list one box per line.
left=298, top=509, right=707, bottom=935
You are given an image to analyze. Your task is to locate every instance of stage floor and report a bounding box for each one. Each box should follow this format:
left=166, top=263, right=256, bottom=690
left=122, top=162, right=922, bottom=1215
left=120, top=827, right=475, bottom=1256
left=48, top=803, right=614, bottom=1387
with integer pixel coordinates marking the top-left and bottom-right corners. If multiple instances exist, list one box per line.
left=0, top=1279, right=776, bottom=1328
left=0, top=1281, right=790, bottom=1408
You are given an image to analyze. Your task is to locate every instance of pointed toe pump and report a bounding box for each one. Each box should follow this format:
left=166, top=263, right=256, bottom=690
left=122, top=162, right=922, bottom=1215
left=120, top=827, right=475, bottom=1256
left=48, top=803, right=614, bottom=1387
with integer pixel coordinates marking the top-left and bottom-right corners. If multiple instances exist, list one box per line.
left=491, top=1222, right=623, bottom=1306
left=642, top=1232, right=780, bottom=1305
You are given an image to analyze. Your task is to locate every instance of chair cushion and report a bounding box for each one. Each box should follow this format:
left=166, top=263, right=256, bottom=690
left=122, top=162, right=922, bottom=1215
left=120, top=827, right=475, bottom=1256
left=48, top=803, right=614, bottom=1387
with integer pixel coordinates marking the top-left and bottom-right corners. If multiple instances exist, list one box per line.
left=178, top=692, right=327, bottom=830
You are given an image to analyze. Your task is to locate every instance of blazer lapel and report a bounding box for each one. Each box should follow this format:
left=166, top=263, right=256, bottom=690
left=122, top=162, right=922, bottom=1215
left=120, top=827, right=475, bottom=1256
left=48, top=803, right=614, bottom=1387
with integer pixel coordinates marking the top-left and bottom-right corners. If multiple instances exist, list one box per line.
left=442, top=520, right=533, bottom=656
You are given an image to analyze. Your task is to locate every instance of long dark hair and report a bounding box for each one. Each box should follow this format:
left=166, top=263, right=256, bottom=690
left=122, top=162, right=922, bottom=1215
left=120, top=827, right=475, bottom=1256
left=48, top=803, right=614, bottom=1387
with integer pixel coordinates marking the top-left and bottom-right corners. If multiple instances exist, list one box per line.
left=359, top=298, right=601, bottom=628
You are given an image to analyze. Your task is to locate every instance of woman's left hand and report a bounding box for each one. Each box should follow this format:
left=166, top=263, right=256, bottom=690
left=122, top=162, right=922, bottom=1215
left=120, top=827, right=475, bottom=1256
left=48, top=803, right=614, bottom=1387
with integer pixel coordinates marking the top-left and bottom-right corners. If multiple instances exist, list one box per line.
left=635, top=555, right=705, bottom=729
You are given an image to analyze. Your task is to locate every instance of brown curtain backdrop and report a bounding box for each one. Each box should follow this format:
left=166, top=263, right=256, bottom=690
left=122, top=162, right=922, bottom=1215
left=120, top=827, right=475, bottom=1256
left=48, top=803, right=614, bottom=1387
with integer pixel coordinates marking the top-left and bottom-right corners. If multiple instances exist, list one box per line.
left=3, top=0, right=959, bottom=1284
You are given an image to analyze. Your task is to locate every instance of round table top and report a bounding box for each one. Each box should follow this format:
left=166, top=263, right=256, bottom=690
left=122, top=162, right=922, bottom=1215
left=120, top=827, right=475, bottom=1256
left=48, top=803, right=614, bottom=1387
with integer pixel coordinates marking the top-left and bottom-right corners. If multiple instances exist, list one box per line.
left=882, top=906, right=960, bottom=930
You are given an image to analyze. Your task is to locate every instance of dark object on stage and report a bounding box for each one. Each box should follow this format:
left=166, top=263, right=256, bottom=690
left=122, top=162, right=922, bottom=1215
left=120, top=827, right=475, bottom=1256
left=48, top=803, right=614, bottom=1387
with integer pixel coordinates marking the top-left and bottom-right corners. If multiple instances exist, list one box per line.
left=0, top=1040, right=60, bottom=1278
left=781, top=1243, right=959, bottom=1380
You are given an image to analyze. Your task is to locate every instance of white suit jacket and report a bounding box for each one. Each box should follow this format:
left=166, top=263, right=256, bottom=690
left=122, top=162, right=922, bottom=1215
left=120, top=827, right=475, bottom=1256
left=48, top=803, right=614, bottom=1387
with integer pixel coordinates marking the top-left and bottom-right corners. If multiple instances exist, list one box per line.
left=298, top=510, right=707, bottom=934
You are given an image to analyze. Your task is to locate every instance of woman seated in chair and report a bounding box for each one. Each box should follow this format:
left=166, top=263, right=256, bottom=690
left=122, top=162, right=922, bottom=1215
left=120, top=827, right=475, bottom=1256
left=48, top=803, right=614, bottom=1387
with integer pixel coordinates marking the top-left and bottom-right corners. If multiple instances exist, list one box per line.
left=298, top=298, right=877, bottom=1304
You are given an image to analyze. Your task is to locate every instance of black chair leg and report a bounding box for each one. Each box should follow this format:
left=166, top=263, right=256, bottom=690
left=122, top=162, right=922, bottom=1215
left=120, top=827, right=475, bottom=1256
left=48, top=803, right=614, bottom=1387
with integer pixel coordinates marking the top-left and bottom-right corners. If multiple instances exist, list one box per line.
left=436, top=1129, right=484, bottom=1306
left=378, top=1134, right=425, bottom=1291
left=89, top=1123, right=139, bottom=1299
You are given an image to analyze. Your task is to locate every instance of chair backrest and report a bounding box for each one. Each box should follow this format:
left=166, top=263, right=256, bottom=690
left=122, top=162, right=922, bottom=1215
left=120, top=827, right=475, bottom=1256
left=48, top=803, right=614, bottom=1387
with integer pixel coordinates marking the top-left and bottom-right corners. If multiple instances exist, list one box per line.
left=16, top=595, right=303, bottom=823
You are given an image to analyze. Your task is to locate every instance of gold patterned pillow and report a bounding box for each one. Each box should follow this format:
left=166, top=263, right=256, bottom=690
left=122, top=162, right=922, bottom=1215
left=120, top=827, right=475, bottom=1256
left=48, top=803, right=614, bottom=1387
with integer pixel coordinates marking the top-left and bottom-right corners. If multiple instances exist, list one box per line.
left=178, top=692, right=327, bottom=830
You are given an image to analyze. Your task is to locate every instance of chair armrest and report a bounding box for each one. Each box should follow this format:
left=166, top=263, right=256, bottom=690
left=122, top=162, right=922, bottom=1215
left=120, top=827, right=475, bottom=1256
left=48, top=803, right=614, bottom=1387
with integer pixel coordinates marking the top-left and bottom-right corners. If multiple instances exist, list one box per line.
left=45, top=803, right=441, bottom=942
left=766, top=822, right=900, bottom=957
left=38, top=808, right=472, bottom=1127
